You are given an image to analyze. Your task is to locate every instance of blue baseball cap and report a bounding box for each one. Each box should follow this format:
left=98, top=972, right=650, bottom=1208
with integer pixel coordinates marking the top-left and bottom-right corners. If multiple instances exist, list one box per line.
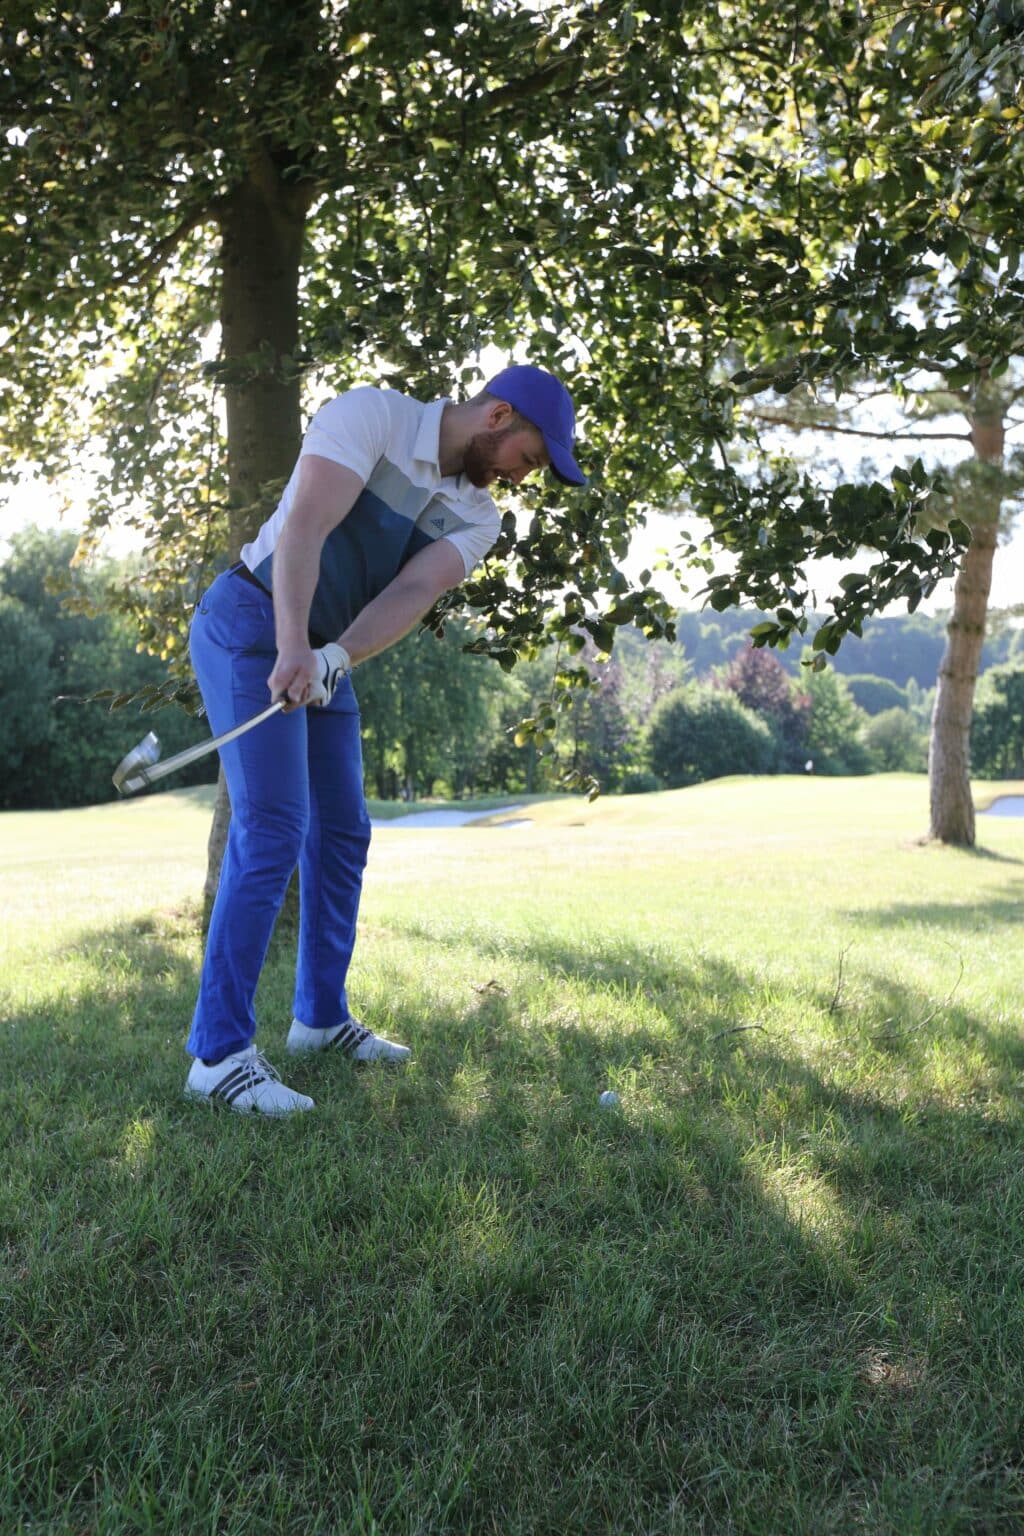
left=485, top=365, right=587, bottom=486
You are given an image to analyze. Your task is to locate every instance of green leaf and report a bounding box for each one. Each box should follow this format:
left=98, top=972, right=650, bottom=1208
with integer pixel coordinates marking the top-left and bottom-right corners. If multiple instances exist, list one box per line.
left=887, top=13, right=916, bottom=57
left=946, top=229, right=971, bottom=269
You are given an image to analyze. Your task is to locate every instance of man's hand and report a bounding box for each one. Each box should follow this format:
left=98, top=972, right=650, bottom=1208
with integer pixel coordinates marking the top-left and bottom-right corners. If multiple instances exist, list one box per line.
left=306, top=642, right=352, bottom=707
left=267, top=644, right=319, bottom=709
left=267, top=641, right=351, bottom=709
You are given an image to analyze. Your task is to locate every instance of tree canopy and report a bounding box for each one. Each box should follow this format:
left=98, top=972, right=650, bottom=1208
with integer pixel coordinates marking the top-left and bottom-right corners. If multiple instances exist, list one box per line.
left=6, top=0, right=1012, bottom=711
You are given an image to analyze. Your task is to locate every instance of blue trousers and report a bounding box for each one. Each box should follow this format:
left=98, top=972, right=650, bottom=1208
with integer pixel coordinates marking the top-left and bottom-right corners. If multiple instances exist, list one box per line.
left=186, top=567, right=371, bottom=1062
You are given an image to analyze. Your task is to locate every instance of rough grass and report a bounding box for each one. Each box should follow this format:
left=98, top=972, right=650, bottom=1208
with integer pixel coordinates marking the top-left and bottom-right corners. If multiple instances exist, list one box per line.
left=3, top=775, right=1024, bottom=1534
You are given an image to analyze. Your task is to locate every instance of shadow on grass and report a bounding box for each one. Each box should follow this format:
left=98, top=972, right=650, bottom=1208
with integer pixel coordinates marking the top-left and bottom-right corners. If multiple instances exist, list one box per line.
left=359, top=910, right=1024, bottom=1087
left=931, top=840, right=1024, bottom=865
left=842, top=881, right=1024, bottom=933
left=4, top=909, right=1024, bottom=1532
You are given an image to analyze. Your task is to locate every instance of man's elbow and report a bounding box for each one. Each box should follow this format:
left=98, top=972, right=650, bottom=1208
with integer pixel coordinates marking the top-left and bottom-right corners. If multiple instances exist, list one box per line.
left=401, top=547, right=466, bottom=608
left=409, top=575, right=456, bottom=614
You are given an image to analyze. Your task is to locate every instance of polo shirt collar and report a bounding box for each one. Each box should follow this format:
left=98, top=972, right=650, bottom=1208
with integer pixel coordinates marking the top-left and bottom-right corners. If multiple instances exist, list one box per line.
left=412, top=397, right=449, bottom=472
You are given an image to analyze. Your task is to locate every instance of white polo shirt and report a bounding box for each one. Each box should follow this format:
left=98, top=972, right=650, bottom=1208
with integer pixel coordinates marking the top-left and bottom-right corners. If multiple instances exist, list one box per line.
left=241, top=387, right=501, bottom=642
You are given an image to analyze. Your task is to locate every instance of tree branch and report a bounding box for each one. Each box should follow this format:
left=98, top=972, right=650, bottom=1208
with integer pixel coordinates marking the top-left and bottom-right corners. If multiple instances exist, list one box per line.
left=477, top=57, right=581, bottom=114
left=750, top=411, right=971, bottom=442
left=115, top=204, right=215, bottom=287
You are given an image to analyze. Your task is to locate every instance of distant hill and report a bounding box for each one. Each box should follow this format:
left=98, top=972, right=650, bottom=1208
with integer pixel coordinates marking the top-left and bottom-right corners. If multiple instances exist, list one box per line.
left=671, top=608, right=1023, bottom=689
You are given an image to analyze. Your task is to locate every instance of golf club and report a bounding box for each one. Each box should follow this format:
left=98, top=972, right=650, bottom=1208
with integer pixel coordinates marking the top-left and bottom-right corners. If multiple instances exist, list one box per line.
left=112, top=699, right=285, bottom=796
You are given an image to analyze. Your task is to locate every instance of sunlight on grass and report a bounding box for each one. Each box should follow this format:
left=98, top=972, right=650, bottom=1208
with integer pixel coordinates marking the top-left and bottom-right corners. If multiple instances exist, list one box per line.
left=4, top=774, right=1024, bottom=1532
left=448, top=1063, right=492, bottom=1125
left=118, top=1115, right=156, bottom=1175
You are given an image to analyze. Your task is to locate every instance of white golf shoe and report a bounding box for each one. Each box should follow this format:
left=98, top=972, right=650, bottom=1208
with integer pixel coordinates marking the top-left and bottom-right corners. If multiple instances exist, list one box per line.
left=286, top=1017, right=411, bottom=1063
left=184, top=1045, right=315, bottom=1115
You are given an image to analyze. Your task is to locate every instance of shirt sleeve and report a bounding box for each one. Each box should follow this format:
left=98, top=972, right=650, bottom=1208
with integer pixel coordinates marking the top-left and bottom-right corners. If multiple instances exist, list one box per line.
left=300, top=387, right=391, bottom=483
left=443, top=510, right=503, bottom=579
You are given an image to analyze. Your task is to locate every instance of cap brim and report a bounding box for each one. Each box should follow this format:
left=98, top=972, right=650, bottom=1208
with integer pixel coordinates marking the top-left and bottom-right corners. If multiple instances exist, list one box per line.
left=547, top=438, right=587, bottom=486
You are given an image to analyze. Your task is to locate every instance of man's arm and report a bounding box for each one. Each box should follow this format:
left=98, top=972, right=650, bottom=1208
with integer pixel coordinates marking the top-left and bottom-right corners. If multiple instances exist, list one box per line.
left=268, top=454, right=365, bottom=706
left=338, top=538, right=467, bottom=665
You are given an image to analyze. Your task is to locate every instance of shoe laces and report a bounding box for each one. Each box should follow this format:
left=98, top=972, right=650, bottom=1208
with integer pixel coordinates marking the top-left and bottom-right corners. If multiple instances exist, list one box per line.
left=236, top=1050, right=282, bottom=1090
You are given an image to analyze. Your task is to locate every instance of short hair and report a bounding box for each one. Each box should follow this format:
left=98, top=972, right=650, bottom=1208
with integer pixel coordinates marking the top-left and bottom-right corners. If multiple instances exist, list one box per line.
left=471, top=389, right=530, bottom=430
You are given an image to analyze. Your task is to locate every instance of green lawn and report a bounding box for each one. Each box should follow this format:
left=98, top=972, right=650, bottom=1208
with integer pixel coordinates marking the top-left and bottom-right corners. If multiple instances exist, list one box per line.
left=364, top=791, right=552, bottom=821
left=3, top=775, right=1024, bottom=1533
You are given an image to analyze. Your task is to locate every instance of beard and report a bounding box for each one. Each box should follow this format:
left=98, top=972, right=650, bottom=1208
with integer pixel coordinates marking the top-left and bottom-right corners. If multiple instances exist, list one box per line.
left=461, top=425, right=517, bottom=488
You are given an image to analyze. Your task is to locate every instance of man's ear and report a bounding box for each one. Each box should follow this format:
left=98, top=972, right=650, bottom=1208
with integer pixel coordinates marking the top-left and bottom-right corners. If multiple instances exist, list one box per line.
left=486, top=399, right=514, bottom=430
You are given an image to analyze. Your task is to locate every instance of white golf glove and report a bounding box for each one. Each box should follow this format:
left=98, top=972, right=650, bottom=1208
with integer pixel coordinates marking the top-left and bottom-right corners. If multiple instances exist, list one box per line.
left=306, top=641, right=352, bottom=706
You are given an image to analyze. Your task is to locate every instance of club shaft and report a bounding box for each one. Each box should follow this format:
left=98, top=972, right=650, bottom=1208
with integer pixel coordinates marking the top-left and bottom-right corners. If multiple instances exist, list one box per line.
left=125, top=700, right=285, bottom=791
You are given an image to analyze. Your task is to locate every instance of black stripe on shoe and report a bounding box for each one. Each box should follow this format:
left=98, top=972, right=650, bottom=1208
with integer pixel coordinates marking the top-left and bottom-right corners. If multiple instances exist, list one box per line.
left=211, top=1065, right=257, bottom=1104
left=329, top=1021, right=371, bottom=1055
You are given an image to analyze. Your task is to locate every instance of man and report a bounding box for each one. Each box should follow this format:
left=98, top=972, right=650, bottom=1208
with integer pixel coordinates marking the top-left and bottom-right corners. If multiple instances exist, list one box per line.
left=184, top=364, right=585, bottom=1115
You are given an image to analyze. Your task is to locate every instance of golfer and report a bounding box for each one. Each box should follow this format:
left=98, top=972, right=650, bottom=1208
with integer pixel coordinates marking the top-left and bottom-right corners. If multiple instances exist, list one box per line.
left=184, top=365, right=585, bottom=1114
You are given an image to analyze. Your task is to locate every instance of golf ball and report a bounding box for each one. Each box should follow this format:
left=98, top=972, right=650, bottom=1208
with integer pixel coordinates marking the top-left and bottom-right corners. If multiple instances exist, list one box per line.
left=598, top=1090, right=620, bottom=1109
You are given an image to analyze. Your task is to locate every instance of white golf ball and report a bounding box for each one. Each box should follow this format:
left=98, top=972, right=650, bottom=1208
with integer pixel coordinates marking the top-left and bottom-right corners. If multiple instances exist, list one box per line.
left=598, top=1090, right=620, bottom=1109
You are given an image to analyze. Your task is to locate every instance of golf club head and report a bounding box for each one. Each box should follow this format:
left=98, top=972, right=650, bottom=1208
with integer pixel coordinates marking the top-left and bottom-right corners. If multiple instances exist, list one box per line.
left=112, top=731, right=162, bottom=795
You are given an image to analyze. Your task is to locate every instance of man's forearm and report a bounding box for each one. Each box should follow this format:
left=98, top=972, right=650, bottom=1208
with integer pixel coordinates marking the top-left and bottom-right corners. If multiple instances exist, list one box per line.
left=338, top=577, right=444, bottom=666
left=272, top=517, right=325, bottom=649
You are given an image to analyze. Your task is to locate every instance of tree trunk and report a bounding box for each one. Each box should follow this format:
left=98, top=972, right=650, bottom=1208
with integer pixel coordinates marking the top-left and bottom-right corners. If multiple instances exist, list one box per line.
left=928, top=404, right=1004, bottom=846
left=203, top=771, right=232, bottom=917
left=202, top=152, right=312, bottom=924
left=221, top=162, right=309, bottom=548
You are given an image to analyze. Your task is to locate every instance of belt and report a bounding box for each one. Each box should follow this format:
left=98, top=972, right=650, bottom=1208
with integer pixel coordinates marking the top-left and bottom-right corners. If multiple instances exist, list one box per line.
left=232, top=561, right=271, bottom=597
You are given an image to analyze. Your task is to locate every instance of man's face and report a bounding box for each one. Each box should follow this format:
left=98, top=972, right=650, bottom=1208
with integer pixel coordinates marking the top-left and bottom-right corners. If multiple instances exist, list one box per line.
left=463, top=422, right=550, bottom=489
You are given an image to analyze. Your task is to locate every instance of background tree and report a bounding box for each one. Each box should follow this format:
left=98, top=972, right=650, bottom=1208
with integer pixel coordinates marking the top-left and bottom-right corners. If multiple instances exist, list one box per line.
left=356, top=619, right=508, bottom=800
left=970, top=662, right=1024, bottom=780
left=0, top=529, right=213, bottom=808
left=862, top=708, right=928, bottom=774
left=846, top=674, right=909, bottom=716
left=0, top=595, right=52, bottom=797
left=614, top=625, right=690, bottom=731
left=646, top=685, right=776, bottom=789
left=553, top=640, right=635, bottom=792
left=802, top=664, right=872, bottom=777
left=7, top=0, right=1009, bottom=880
left=752, top=370, right=1024, bottom=840
left=716, top=646, right=810, bottom=771
left=712, top=0, right=1024, bottom=844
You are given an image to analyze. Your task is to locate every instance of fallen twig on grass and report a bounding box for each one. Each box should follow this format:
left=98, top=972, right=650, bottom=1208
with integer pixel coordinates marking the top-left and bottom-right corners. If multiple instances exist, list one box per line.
left=872, top=947, right=965, bottom=1042
left=829, top=944, right=853, bottom=1015
left=711, top=1024, right=768, bottom=1042
left=472, top=979, right=508, bottom=996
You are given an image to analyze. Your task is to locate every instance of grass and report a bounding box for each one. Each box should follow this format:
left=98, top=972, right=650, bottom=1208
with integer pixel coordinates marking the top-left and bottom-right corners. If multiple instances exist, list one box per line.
left=3, top=774, right=1024, bottom=1533
left=364, top=792, right=550, bottom=821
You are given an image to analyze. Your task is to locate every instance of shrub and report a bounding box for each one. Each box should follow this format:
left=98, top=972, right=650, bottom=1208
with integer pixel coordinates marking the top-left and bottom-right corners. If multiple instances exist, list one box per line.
left=647, top=685, right=776, bottom=787
left=621, top=769, right=662, bottom=795
left=863, top=708, right=928, bottom=771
